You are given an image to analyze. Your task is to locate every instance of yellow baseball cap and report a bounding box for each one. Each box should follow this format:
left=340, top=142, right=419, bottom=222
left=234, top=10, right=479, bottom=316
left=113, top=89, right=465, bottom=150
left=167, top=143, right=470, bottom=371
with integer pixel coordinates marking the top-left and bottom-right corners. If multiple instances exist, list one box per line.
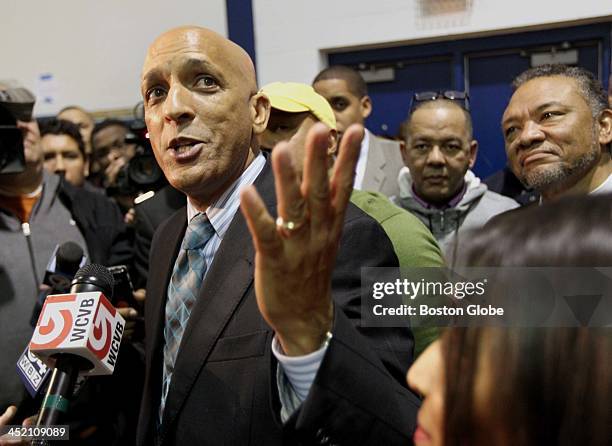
left=260, top=82, right=336, bottom=130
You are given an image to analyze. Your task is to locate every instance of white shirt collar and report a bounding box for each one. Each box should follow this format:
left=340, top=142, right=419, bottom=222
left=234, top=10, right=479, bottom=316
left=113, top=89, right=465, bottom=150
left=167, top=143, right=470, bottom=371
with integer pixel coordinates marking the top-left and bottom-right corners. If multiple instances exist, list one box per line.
left=589, top=172, right=612, bottom=195
left=186, top=153, right=266, bottom=239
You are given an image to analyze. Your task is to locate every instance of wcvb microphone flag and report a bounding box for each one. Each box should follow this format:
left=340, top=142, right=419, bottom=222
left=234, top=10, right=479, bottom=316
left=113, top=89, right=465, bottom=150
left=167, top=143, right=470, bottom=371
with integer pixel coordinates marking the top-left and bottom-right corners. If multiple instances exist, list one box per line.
left=30, top=292, right=126, bottom=375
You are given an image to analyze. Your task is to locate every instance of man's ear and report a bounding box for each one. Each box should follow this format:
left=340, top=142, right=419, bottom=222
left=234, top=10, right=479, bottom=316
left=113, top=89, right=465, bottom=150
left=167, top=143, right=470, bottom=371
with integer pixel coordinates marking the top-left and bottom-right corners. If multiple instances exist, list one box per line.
left=360, top=95, right=372, bottom=120
left=83, top=158, right=90, bottom=177
left=251, top=92, right=271, bottom=135
left=468, top=140, right=479, bottom=169
left=399, top=140, right=409, bottom=167
left=327, top=129, right=338, bottom=157
left=597, top=109, right=612, bottom=148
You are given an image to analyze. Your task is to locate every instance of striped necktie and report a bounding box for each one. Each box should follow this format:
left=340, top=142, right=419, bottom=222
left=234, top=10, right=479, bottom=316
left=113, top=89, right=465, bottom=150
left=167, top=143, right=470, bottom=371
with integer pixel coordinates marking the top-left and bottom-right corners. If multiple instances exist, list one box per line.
left=159, top=212, right=215, bottom=421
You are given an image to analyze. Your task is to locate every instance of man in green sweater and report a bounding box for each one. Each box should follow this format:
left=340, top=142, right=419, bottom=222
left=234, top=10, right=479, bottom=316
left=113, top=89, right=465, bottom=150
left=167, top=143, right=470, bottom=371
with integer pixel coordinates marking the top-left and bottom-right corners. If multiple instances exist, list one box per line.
left=259, top=81, right=444, bottom=356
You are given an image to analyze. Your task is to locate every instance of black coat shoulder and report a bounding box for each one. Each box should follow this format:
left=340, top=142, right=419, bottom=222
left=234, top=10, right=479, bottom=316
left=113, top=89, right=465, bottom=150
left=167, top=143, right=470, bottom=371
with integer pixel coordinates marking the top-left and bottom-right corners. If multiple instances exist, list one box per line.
left=59, top=179, right=132, bottom=266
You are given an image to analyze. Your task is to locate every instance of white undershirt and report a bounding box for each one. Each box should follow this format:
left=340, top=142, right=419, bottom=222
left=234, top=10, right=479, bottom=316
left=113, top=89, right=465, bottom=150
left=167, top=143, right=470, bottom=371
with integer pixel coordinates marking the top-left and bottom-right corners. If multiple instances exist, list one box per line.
left=352, top=129, right=370, bottom=190
left=590, top=172, right=612, bottom=195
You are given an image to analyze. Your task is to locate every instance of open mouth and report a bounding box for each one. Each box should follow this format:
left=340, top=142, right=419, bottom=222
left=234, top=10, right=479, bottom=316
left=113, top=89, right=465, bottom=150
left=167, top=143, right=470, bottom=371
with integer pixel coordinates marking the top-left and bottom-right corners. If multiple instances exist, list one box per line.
left=175, top=143, right=194, bottom=153
left=167, top=138, right=205, bottom=161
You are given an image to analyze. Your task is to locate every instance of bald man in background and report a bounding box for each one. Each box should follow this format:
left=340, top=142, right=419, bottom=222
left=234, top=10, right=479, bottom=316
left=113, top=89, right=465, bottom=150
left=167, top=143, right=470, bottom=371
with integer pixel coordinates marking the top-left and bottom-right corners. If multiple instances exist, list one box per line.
left=137, top=26, right=419, bottom=445
left=57, top=105, right=95, bottom=156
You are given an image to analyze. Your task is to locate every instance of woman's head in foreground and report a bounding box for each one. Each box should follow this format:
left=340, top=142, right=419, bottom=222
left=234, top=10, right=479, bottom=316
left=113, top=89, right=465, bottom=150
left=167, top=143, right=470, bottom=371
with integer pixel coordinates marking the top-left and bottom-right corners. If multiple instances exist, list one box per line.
left=407, top=194, right=612, bottom=445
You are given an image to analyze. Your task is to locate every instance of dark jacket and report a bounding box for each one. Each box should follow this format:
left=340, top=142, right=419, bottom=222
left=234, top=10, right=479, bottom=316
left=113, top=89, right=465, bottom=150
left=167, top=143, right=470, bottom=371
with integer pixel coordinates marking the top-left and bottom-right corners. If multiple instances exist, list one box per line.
left=132, top=185, right=185, bottom=289
left=0, top=173, right=131, bottom=406
left=59, top=177, right=133, bottom=266
left=137, top=161, right=420, bottom=446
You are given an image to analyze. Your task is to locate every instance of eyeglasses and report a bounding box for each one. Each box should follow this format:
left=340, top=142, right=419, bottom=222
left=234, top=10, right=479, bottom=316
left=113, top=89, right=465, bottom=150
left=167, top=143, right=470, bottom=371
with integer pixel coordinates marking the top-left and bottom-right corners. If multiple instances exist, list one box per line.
left=409, top=90, right=470, bottom=112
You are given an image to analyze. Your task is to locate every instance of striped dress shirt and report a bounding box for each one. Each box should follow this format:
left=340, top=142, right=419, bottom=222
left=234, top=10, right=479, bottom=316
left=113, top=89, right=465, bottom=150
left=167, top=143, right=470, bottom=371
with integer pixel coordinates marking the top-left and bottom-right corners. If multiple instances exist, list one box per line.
left=184, top=152, right=328, bottom=420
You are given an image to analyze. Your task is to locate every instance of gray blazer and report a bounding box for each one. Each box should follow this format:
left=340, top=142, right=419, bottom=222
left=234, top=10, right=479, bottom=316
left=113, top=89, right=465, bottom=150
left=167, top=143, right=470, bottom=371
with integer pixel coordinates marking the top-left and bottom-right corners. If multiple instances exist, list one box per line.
left=361, top=133, right=404, bottom=198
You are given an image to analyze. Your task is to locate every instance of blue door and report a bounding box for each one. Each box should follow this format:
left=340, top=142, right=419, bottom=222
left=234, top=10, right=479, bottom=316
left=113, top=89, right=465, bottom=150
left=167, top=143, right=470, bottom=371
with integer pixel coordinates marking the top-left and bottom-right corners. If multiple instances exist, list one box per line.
left=364, top=58, right=453, bottom=138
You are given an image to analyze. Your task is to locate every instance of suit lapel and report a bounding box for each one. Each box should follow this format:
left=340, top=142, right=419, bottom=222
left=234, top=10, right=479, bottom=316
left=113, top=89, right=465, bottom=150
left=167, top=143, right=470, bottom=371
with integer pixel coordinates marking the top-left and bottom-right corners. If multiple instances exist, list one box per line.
left=361, top=134, right=387, bottom=193
left=142, top=207, right=186, bottom=439
left=146, top=209, right=187, bottom=359
left=160, top=161, right=276, bottom=434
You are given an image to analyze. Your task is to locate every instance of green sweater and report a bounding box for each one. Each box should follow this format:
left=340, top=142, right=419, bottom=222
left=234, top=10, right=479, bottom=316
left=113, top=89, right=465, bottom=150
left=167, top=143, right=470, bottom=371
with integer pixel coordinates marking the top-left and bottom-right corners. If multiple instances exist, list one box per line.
left=350, top=190, right=444, bottom=357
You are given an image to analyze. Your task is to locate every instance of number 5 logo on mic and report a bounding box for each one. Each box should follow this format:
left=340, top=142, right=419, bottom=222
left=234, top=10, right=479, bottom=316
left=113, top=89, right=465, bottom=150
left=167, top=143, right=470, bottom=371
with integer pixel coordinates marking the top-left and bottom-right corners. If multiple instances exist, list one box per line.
left=30, top=295, right=76, bottom=349
left=29, top=292, right=126, bottom=376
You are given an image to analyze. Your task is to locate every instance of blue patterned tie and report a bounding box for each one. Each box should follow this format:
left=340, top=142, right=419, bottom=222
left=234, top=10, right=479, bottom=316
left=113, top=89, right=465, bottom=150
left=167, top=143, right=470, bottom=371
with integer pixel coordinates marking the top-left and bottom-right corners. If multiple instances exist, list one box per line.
left=159, top=213, right=215, bottom=422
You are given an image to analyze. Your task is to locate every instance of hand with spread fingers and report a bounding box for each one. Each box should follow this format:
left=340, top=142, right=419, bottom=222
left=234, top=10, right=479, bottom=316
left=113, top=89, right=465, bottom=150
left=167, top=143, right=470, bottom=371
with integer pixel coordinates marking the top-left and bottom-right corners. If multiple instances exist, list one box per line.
left=240, top=122, right=363, bottom=356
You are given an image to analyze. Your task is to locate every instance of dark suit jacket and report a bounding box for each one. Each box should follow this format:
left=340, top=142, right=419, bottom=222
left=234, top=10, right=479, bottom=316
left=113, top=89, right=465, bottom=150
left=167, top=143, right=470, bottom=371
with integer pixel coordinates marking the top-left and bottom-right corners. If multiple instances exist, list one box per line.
left=133, top=185, right=186, bottom=288
left=137, top=161, right=420, bottom=445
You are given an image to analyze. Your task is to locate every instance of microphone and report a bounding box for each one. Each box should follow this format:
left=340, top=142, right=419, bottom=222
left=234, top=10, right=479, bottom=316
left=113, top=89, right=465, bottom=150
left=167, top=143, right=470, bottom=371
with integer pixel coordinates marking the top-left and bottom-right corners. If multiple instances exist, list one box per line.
left=19, top=243, right=87, bottom=399
left=30, top=242, right=87, bottom=327
left=15, top=345, right=50, bottom=398
left=28, top=264, right=125, bottom=434
left=52, top=242, right=85, bottom=281
left=31, top=242, right=87, bottom=327
left=43, top=241, right=87, bottom=291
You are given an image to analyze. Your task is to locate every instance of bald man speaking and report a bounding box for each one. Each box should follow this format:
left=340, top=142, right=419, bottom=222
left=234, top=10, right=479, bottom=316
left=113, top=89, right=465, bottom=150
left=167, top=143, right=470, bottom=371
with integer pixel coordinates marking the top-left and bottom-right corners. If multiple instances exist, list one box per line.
left=138, top=27, right=419, bottom=445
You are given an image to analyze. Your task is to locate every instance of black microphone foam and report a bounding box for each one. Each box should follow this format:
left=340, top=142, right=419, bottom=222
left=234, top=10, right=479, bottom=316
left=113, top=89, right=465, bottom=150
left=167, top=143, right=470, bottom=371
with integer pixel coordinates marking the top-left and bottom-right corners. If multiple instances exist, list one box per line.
left=70, top=264, right=115, bottom=298
left=33, top=242, right=86, bottom=327
left=56, top=242, right=84, bottom=275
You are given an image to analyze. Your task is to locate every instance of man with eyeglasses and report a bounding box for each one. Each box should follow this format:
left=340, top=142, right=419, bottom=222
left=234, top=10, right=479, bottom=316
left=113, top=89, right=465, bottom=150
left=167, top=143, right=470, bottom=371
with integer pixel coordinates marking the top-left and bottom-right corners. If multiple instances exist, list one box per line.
left=313, top=65, right=404, bottom=198
left=394, top=91, right=518, bottom=265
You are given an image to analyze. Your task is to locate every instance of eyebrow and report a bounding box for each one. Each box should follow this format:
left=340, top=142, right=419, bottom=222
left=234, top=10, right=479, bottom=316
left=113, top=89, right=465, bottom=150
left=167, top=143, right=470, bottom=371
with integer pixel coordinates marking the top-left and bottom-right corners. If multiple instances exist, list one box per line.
left=502, top=101, right=569, bottom=127
left=182, top=57, right=220, bottom=74
left=141, top=67, right=163, bottom=94
left=534, top=101, right=568, bottom=113
left=141, top=57, right=224, bottom=92
left=411, top=136, right=463, bottom=143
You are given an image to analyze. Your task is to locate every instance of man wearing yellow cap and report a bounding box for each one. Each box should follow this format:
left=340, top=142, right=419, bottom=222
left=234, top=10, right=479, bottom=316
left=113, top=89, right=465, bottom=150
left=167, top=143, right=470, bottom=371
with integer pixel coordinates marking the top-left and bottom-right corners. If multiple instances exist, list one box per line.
left=260, top=82, right=445, bottom=355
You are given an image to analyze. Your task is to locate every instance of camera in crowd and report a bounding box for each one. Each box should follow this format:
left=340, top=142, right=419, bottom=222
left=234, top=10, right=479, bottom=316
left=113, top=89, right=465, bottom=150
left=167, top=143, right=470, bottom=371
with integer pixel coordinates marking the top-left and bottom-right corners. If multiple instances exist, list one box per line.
left=0, top=87, right=35, bottom=175
left=106, top=103, right=166, bottom=198
left=108, top=121, right=167, bottom=198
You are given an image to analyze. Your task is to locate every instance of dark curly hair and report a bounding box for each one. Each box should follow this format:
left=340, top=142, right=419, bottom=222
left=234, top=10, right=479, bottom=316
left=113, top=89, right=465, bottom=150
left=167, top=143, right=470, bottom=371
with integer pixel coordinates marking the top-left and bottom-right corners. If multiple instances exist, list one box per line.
left=39, top=118, right=86, bottom=156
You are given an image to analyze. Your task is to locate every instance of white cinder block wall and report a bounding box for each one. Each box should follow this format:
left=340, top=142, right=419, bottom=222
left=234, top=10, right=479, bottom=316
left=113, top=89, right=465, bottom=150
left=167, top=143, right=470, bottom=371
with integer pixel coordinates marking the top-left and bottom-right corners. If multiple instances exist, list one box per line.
left=1, top=0, right=227, bottom=116
left=1, top=1, right=609, bottom=116
left=253, top=0, right=612, bottom=86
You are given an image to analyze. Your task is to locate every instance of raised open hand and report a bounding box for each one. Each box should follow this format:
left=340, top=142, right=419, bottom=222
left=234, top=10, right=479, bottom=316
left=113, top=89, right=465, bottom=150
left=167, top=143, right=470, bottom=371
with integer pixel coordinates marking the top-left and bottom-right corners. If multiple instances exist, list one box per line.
left=240, top=123, right=363, bottom=356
